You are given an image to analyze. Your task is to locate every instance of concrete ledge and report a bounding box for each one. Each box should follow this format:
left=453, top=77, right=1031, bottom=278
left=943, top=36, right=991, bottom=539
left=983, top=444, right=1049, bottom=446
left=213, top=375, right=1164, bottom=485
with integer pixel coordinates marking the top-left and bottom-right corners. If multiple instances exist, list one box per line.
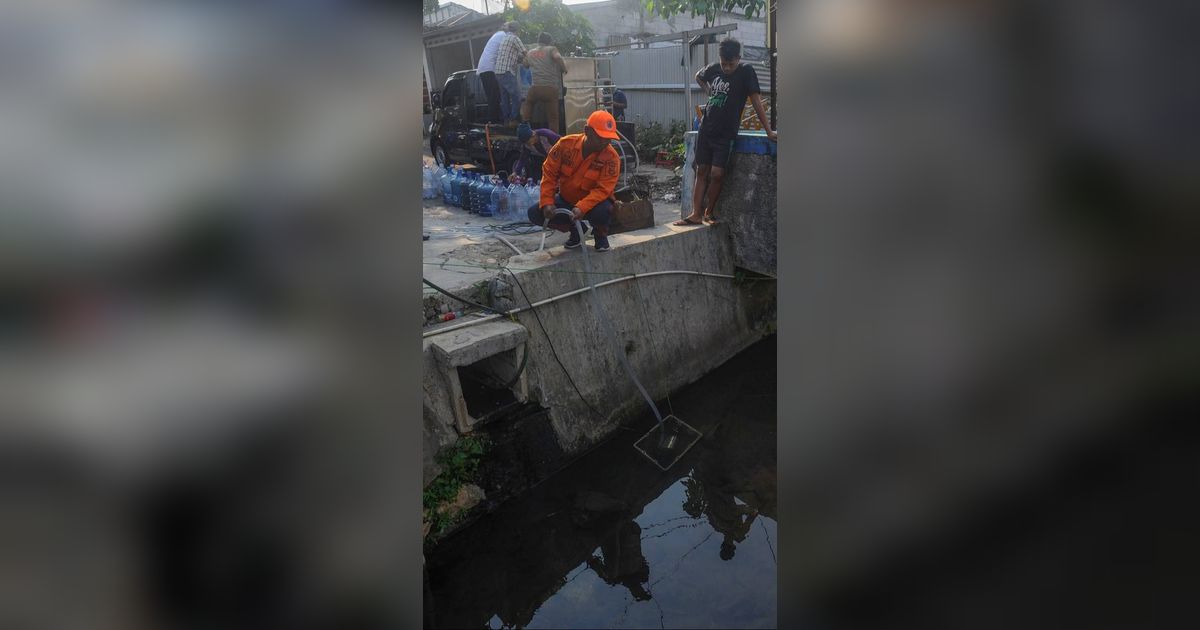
left=430, top=320, right=528, bottom=368
left=442, top=224, right=775, bottom=456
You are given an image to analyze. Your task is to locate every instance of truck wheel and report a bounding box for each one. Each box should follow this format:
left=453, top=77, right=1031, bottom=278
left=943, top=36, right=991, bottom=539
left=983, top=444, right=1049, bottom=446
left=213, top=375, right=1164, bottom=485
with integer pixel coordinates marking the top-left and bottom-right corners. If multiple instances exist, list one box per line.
left=433, top=144, right=450, bottom=168
left=497, top=155, right=518, bottom=177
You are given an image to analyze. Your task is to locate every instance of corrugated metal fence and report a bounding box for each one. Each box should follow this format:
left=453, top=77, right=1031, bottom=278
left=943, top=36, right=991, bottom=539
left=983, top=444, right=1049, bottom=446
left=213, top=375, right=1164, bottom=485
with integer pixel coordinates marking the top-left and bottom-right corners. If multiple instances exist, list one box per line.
left=606, top=43, right=773, bottom=129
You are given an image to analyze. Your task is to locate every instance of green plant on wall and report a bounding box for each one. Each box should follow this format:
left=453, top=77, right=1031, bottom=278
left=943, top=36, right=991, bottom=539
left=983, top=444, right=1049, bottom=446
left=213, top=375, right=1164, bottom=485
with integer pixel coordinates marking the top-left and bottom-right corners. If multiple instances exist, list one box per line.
left=423, top=435, right=489, bottom=539
left=504, top=0, right=596, bottom=56
left=636, top=120, right=688, bottom=162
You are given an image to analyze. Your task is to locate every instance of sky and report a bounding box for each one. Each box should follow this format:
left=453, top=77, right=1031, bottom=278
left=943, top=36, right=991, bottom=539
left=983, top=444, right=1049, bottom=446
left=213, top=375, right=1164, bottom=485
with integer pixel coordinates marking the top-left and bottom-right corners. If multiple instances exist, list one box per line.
left=442, top=0, right=599, bottom=15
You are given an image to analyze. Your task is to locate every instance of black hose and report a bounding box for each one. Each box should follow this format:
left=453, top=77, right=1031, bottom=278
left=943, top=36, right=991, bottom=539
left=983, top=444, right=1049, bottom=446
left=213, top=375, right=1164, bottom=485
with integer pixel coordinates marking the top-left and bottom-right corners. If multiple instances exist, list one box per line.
left=502, top=341, right=529, bottom=390
left=502, top=266, right=610, bottom=424
left=422, top=277, right=497, bottom=314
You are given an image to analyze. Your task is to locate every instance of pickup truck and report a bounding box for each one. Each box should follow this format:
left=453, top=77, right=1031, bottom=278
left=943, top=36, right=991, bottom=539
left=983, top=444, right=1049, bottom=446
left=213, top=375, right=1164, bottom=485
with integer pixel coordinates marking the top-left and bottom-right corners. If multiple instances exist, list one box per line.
left=428, top=70, right=524, bottom=174
left=429, top=69, right=637, bottom=181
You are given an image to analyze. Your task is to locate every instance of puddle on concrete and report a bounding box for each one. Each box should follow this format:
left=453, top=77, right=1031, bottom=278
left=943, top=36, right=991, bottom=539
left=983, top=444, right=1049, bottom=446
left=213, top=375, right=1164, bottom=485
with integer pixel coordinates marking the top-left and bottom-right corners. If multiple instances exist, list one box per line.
left=426, top=337, right=777, bottom=629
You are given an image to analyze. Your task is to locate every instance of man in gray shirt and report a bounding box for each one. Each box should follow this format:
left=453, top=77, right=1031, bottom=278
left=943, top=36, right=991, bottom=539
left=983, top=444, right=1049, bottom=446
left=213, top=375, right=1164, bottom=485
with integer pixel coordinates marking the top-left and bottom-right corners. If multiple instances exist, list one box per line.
left=520, top=32, right=567, bottom=133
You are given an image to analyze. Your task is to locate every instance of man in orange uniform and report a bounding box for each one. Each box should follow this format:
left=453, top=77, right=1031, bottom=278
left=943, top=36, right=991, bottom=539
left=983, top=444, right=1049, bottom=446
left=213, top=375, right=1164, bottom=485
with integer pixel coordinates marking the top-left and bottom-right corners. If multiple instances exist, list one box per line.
left=526, top=110, right=621, bottom=251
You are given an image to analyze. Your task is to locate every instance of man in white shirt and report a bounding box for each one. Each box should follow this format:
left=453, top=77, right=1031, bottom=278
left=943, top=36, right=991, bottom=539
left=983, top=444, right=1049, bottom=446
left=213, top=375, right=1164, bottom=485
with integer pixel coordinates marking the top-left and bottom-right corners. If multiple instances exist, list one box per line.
left=476, top=22, right=526, bottom=125
left=476, top=26, right=505, bottom=123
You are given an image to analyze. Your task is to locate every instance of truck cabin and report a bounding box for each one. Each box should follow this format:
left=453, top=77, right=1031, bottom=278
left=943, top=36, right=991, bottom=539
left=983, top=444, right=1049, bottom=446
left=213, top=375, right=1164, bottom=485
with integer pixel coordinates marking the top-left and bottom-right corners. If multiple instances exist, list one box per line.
left=434, top=71, right=489, bottom=126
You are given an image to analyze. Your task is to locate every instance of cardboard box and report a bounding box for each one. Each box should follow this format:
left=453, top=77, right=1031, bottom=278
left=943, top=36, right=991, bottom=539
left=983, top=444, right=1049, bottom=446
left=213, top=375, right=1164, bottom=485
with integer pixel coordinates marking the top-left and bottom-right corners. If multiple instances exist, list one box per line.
left=609, top=189, right=654, bottom=235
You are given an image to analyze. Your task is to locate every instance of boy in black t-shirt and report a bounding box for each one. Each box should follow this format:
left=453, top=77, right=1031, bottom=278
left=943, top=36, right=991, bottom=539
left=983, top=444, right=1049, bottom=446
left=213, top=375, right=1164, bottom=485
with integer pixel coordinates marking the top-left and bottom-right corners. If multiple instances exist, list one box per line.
left=674, top=38, right=776, bottom=226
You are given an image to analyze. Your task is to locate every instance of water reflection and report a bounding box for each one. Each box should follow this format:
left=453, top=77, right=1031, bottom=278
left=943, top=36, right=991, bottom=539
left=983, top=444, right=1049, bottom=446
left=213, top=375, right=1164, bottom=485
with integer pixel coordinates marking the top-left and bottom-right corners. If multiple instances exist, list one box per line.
left=588, top=520, right=653, bottom=601
left=426, top=338, right=776, bottom=629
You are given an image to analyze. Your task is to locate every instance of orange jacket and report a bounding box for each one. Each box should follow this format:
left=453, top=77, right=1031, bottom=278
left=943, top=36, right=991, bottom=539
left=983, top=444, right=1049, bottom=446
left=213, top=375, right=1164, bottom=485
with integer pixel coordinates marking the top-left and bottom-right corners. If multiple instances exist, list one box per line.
left=539, top=133, right=621, bottom=214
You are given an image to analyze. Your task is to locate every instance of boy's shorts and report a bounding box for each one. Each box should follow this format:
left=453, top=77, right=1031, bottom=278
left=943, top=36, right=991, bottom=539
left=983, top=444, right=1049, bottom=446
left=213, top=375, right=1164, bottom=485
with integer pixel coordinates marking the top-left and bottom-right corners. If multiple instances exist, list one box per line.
left=694, top=133, right=735, bottom=168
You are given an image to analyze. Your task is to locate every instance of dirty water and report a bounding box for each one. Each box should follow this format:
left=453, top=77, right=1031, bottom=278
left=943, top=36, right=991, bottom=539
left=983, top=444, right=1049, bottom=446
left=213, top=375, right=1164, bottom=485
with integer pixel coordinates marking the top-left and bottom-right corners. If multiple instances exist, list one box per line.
left=425, top=337, right=777, bottom=629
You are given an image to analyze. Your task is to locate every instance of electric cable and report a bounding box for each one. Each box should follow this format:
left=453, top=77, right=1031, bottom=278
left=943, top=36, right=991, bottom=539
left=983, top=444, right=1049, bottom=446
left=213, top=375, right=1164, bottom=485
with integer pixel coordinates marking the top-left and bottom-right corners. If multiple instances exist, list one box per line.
left=501, top=264, right=611, bottom=425
left=421, top=277, right=497, bottom=313
left=501, top=340, right=528, bottom=390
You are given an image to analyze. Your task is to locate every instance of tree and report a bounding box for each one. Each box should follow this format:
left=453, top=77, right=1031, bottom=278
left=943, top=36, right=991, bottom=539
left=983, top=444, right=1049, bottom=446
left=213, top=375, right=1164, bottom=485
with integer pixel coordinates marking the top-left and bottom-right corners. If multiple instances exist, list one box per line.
left=645, top=0, right=765, bottom=22
left=423, top=0, right=438, bottom=15
left=503, top=0, right=596, bottom=56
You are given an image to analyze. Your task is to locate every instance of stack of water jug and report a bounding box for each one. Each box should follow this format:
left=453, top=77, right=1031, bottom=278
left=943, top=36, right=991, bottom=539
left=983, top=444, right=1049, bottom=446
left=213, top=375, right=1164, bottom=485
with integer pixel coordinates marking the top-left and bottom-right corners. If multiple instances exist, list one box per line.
left=425, top=163, right=541, bottom=222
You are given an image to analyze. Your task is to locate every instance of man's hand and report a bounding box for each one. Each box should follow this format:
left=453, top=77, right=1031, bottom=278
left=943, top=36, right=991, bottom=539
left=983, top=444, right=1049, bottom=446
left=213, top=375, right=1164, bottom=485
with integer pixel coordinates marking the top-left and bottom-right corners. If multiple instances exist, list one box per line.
left=571, top=207, right=584, bottom=221
left=767, top=129, right=777, bottom=142
left=540, top=204, right=556, bottom=220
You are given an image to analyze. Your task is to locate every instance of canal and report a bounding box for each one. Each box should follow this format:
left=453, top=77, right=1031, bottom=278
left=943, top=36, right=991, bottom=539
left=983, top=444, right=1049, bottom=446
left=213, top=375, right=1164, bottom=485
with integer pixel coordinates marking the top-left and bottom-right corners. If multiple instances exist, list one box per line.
left=425, top=336, right=777, bottom=629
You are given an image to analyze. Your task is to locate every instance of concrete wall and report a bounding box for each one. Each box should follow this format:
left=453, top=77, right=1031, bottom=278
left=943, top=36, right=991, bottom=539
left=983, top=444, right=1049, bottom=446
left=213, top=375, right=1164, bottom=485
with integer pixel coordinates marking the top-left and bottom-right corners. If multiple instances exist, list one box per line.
left=421, top=225, right=776, bottom=486
left=681, top=131, right=778, bottom=276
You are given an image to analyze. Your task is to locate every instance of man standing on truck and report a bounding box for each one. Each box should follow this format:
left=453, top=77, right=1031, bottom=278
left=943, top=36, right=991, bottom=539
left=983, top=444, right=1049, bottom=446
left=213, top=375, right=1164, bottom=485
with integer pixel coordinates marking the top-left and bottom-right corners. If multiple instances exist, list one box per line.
left=527, top=110, right=622, bottom=252
left=477, top=22, right=526, bottom=124
left=674, top=37, right=776, bottom=227
left=521, top=32, right=567, bottom=134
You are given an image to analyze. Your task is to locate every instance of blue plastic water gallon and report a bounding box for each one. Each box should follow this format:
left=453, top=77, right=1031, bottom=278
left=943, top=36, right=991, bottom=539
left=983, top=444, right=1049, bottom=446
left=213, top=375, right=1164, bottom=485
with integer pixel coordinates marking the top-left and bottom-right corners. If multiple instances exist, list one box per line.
left=467, top=173, right=484, bottom=213
left=449, top=169, right=465, bottom=207
left=462, top=172, right=475, bottom=212
left=440, top=167, right=453, bottom=202
left=477, top=176, right=497, bottom=216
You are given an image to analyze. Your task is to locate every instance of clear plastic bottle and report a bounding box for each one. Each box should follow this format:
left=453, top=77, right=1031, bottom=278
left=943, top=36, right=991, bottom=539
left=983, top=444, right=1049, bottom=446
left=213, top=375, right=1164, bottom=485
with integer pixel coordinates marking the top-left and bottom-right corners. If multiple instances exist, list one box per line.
left=489, top=178, right=509, bottom=220
left=479, top=176, right=498, bottom=217
left=422, top=165, right=435, bottom=199
left=508, top=179, right=530, bottom=221
left=528, top=178, right=541, bottom=210
left=432, top=165, right=446, bottom=200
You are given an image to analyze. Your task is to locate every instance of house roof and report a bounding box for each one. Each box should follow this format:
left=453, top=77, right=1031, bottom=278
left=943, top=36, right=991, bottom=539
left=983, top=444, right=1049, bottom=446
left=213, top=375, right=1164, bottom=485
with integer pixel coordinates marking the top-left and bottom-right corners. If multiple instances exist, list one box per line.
left=423, top=2, right=490, bottom=32
left=424, top=13, right=504, bottom=47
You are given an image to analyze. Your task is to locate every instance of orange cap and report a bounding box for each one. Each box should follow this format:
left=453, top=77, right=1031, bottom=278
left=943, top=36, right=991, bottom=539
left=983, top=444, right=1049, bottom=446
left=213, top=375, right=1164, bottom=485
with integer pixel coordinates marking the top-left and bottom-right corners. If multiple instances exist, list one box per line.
left=586, top=110, right=620, bottom=140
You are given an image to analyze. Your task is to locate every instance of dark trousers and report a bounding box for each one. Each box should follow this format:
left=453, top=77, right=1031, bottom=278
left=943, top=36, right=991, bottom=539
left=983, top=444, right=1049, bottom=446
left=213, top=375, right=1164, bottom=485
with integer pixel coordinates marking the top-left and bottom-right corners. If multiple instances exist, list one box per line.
left=527, top=194, right=613, bottom=236
left=527, top=155, right=545, bottom=181
left=478, top=71, right=502, bottom=124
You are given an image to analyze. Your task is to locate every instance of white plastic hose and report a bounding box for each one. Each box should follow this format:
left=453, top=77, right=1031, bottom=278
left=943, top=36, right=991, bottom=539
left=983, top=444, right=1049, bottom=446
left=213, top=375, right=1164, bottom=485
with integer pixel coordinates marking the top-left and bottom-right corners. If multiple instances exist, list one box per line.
left=571, top=217, right=664, bottom=425
left=422, top=268, right=744, bottom=339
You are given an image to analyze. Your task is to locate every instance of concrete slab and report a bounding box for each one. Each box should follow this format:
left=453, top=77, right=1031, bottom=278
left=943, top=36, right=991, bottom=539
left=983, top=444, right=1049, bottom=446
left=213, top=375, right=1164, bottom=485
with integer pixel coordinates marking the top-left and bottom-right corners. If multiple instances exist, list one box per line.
left=429, top=320, right=528, bottom=368
left=423, top=151, right=688, bottom=294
